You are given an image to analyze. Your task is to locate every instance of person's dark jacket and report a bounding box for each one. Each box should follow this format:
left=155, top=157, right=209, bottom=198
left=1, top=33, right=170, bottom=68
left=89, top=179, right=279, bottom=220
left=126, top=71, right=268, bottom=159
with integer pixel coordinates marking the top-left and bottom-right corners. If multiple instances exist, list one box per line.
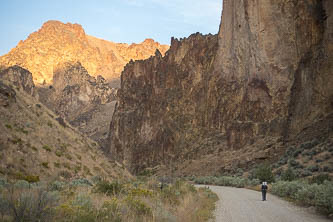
left=261, top=184, right=268, bottom=191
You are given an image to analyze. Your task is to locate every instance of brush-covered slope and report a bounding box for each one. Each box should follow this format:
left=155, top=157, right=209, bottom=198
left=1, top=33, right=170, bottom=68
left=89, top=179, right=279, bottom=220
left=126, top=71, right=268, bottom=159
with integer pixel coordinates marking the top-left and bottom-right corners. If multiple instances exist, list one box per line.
left=0, top=20, right=169, bottom=84
left=0, top=66, right=130, bottom=180
left=109, top=0, right=333, bottom=175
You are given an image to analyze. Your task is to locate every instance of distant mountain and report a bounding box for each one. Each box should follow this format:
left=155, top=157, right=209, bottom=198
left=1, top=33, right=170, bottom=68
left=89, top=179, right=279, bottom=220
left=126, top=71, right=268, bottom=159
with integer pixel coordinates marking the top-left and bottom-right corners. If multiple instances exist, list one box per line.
left=0, top=20, right=169, bottom=85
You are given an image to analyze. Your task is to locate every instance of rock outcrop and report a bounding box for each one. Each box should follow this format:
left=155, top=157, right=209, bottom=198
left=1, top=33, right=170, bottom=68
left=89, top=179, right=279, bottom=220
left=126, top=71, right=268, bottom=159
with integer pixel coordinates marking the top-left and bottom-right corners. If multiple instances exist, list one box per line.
left=0, top=20, right=169, bottom=84
left=109, top=0, right=333, bottom=175
left=38, top=62, right=117, bottom=146
left=0, top=66, right=35, bottom=96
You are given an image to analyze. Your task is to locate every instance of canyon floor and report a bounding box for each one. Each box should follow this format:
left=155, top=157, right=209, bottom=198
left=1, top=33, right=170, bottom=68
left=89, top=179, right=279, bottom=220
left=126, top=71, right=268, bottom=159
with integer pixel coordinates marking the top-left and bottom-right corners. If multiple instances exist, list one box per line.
left=199, top=186, right=332, bottom=222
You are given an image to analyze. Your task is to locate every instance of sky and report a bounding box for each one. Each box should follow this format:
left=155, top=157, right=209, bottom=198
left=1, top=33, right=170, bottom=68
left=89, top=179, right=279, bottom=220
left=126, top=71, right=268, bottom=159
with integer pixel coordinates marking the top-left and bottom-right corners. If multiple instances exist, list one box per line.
left=0, top=0, right=223, bottom=55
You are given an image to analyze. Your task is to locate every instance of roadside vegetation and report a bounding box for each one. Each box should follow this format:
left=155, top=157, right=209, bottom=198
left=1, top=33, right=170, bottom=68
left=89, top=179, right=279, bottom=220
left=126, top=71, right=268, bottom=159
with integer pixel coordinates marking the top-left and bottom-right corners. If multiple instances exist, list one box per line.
left=189, top=160, right=333, bottom=217
left=0, top=176, right=218, bottom=222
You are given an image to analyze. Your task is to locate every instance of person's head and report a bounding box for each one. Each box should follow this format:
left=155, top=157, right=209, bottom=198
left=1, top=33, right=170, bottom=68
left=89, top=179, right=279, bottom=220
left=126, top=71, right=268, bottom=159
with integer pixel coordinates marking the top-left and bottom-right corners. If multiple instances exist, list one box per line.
left=262, top=181, right=267, bottom=185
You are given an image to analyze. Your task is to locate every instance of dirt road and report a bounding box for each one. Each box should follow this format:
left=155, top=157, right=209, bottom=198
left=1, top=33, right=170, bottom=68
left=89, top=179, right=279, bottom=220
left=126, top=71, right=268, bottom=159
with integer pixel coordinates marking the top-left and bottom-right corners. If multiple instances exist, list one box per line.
left=200, top=185, right=332, bottom=222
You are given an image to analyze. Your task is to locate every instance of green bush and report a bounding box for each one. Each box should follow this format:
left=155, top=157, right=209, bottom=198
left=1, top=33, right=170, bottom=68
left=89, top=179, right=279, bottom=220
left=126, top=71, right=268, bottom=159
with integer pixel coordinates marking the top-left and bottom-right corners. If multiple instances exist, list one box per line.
left=307, top=165, right=319, bottom=172
left=55, top=149, right=63, bottom=157
left=310, top=174, right=331, bottom=185
left=42, top=162, right=49, bottom=168
left=42, top=145, right=52, bottom=152
left=94, top=180, right=124, bottom=196
left=272, top=180, right=333, bottom=215
left=281, top=167, right=297, bottom=181
left=250, top=163, right=275, bottom=183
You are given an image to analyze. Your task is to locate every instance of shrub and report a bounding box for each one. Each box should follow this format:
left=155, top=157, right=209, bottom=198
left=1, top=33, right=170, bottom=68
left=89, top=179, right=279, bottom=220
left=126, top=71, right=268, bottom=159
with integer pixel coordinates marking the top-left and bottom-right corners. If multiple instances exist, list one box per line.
left=72, top=193, right=93, bottom=209
left=70, top=178, right=92, bottom=187
left=301, top=169, right=312, bottom=177
left=0, top=178, right=8, bottom=188
left=58, top=170, right=72, bottom=179
left=24, top=175, right=40, bottom=183
left=41, top=162, right=49, bottom=169
left=54, top=162, right=61, bottom=168
left=65, top=153, right=73, bottom=160
left=97, top=200, right=122, bottom=222
left=310, top=174, right=331, bottom=185
left=2, top=184, right=59, bottom=221
left=50, top=181, right=66, bottom=191
left=126, top=197, right=152, bottom=218
left=323, top=165, right=333, bottom=172
left=292, top=148, right=302, bottom=158
left=14, top=180, right=30, bottom=189
left=281, top=167, right=297, bottom=181
left=55, top=149, right=63, bottom=157
left=90, top=176, right=103, bottom=184
left=94, top=180, right=124, bottom=196
left=307, top=165, right=319, bottom=172
left=42, top=145, right=52, bottom=152
left=250, top=163, right=275, bottom=183
left=272, top=180, right=333, bottom=215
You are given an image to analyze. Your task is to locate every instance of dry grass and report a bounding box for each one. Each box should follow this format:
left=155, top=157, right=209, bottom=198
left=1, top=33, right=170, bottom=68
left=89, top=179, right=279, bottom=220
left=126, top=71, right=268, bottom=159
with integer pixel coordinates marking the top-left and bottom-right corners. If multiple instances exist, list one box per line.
left=0, top=176, right=218, bottom=222
left=0, top=80, right=131, bottom=181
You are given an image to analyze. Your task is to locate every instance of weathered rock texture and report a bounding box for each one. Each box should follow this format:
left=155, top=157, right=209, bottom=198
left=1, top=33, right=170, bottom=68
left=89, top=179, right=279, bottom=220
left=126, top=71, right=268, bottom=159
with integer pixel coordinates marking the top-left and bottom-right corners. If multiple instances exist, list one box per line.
left=0, top=66, right=36, bottom=96
left=38, top=62, right=117, bottom=146
left=0, top=20, right=169, bottom=84
left=109, top=0, right=333, bottom=175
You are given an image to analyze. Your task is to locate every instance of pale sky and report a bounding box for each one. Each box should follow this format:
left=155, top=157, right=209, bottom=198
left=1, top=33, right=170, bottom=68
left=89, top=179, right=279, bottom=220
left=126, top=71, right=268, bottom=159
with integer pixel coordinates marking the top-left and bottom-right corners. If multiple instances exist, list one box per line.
left=0, top=0, right=223, bottom=55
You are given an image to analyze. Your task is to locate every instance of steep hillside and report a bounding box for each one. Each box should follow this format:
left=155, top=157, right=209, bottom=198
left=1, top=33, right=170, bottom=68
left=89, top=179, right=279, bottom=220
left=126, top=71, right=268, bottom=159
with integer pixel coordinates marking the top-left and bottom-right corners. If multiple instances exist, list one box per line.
left=0, top=66, right=130, bottom=180
left=109, top=0, right=333, bottom=175
left=0, top=20, right=169, bottom=84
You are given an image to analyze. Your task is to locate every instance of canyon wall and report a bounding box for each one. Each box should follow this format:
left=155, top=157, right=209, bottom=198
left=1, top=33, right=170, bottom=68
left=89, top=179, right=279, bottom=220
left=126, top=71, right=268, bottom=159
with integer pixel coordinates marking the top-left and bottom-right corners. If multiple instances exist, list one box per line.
left=109, top=0, right=333, bottom=175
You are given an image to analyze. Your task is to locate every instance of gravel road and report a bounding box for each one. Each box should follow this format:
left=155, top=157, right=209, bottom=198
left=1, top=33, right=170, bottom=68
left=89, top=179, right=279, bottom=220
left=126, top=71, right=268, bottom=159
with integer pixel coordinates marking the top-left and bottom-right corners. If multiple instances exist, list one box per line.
left=199, top=185, right=332, bottom=222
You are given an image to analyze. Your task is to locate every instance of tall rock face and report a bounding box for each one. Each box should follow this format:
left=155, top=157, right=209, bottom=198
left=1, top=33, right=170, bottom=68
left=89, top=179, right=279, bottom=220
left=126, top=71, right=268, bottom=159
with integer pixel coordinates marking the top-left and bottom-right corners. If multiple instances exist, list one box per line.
left=0, top=20, right=169, bottom=84
left=109, top=0, right=333, bottom=175
left=38, top=62, right=117, bottom=146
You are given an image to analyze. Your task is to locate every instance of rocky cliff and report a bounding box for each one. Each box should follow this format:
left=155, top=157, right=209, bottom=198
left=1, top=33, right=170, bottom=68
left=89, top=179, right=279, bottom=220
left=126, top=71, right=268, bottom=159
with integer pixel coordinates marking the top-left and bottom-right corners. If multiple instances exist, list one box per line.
left=109, top=0, right=333, bottom=175
left=0, top=20, right=169, bottom=84
left=38, top=62, right=117, bottom=146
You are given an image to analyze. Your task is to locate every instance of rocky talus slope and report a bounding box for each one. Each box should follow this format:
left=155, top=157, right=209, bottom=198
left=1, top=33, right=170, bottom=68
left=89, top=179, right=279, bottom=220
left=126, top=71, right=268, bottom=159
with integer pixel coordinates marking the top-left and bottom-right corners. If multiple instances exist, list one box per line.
left=37, top=62, right=117, bottom=147
left=0, top=20, right=169, bottom=84
left=109, top=0, right=333, bottom=175
left=0, top=66, right=130, bottom=180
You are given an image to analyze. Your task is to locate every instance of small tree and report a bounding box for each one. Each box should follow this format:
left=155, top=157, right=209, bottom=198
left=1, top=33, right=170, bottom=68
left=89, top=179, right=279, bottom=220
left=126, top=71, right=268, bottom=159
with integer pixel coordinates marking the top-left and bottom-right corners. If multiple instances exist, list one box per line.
left=281, top=167, right=297, bottom=181
left=250, top=163, right=275, bottom=183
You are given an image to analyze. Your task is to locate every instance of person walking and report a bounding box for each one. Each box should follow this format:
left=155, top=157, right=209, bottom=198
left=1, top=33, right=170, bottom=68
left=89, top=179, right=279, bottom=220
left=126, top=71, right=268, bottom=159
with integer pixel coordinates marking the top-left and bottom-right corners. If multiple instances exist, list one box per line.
left=261, top=181, right=268, bottom=201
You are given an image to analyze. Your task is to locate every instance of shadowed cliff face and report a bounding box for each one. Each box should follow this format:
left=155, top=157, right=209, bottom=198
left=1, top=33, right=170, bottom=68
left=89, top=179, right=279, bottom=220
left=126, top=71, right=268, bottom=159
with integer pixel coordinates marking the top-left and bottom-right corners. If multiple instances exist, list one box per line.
left=109, top=0, right=333, bottom=175
left=38, top=62, right=117, bottom=146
